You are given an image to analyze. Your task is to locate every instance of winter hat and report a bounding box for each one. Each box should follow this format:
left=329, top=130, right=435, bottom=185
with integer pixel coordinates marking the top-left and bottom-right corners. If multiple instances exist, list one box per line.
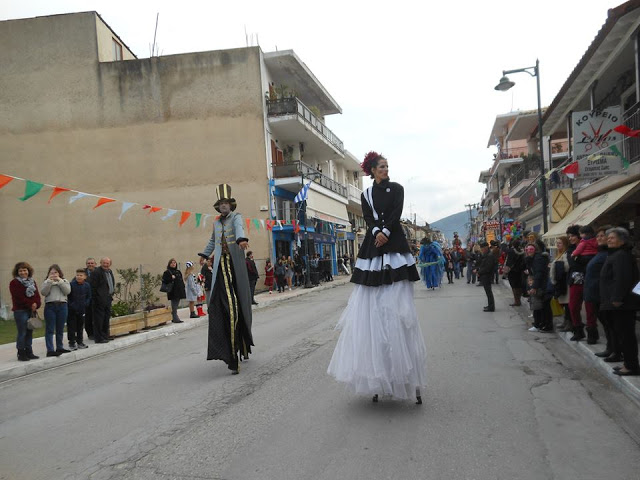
left=185, top=261, right=193, bottom=268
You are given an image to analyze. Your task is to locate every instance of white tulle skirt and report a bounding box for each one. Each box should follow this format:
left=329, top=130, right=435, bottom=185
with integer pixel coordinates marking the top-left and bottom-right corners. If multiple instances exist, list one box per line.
left=327, top=280, right=427, bottom=400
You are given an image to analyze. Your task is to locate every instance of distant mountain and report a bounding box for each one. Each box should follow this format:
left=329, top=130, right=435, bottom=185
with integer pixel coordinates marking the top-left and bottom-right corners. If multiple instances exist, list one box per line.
left=430, top=209, right=477, bottom=245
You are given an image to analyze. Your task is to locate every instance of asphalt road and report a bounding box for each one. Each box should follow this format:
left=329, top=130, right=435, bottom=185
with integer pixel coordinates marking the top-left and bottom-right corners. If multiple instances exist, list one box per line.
left=2, top=280, right=640, bottom=480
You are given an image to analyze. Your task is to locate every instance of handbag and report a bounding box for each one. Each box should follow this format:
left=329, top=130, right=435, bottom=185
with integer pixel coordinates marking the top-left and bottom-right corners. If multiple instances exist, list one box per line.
left=160, top=281, right=174, bottom=293
left=27, top=311, right=43, bottom=330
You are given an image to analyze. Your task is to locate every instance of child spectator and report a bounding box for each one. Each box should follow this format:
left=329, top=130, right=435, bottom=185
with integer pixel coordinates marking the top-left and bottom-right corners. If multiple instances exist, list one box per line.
left=572, top=225, right=598, bottom=258
left=264, top=259, right=274, bottom=294
left=67, top=269, right=91, bottom=350
left=41, top=264, right=71, bottom=356
left=184, top=261, right=199, bottom=319
left=526, top=275, right=545, bottom=332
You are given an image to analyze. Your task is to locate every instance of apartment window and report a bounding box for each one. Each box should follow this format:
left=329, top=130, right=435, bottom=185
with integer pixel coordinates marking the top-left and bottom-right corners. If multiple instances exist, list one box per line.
left=112, top=38, right=123, bottom=61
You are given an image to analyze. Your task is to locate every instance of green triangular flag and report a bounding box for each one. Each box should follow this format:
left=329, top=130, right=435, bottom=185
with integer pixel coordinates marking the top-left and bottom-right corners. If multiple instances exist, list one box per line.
left=18, top=180, right=44, bottom=201
left=252, top=218, right=261, bottom=230
left=609, top=145, right=629, bottom=169
left=195, top=213, right=202, bottom=228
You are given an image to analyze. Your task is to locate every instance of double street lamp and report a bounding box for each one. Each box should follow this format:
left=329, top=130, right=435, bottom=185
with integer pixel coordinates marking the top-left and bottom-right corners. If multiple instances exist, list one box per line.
left=495, top=59, right=549, bottom=234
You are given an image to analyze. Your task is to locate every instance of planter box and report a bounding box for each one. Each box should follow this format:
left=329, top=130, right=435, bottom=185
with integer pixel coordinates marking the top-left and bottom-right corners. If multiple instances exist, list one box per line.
left=110, top=312, right=145, bottom=337
left=144, top=307, right=171, bottom=328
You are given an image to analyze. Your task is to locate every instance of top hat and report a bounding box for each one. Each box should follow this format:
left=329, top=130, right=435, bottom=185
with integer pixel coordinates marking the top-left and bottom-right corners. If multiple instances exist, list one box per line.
left=213, top=184, right=237, bottom=213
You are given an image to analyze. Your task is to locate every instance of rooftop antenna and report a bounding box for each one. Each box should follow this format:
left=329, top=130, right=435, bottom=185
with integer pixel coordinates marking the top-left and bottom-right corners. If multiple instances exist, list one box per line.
left=150, top=12, right=159, bottom=57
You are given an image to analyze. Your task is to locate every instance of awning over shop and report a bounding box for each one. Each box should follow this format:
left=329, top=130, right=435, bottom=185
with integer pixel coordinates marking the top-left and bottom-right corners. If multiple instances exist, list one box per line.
left=543, top=180, right=640, bottom=239
left=306, top=190, right=350, bottom=227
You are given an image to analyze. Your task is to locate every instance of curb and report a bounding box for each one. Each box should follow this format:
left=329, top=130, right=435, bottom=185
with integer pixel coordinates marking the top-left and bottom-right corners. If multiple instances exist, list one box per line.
left=0, top=277, right=351, bottom=383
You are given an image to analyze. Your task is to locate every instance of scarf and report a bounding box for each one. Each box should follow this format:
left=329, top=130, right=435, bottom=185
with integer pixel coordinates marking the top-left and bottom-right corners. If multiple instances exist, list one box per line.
left=16, top=276, right=36, bottom=297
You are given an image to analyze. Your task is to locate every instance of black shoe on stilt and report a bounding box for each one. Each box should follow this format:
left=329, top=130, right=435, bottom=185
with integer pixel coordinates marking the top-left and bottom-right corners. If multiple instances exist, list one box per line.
left=372, top=394, right=378, bottom=403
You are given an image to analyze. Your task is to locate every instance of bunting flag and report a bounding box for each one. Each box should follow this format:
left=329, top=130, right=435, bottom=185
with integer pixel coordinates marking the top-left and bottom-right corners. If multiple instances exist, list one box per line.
left=93, top=197, right=115, bottom=209
left=614, top=125, right=640, bottom=138
left=69, top=192, right=89, bottom=204
left=562, top=162, right=579, bottom=179
left=179, top=211, right=191, bottom=227
left=147, top=206, right=162, bottom=214
left=245, top=217, right=251, bottom=233
left=266, top=220, right=273, bottom=231
left=252, top=218, right=260, bottom=230
left=609, top=144, right=630, bottom=169
left=19, top=180, right=44, bottom=201
left=260, top=219, right=265, bottom=230
left=0, top=175, right=14, bottom=189
left=48, top=186, right=70, bottom=203
left=202, top=214, right=212, bottom=227
left=119, top=202, right=136, bottom=220
left=278, top=220, right=283, bottom=230
left=142, top=205, right=152, bottom=210
left=195, top=213, right=202, bottom=228
left=162, top=209, right=178, bottom=221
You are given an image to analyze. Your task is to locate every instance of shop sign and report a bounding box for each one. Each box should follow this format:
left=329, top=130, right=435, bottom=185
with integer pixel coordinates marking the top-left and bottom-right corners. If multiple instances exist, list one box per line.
left=578, top=154, right=624, bottom=178
left=550, top=188, right=573, bottom=223
left=572, top=106, right=622, bottom=162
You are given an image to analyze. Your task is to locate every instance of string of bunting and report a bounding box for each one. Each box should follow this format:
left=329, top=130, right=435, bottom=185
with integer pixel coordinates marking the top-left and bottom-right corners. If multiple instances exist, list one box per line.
left=0, top=173, right=303, bottom=232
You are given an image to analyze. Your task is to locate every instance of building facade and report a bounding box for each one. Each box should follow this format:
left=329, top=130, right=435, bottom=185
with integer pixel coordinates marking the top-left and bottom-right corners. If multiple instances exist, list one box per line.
left=0, top=12, right=364, bottom=313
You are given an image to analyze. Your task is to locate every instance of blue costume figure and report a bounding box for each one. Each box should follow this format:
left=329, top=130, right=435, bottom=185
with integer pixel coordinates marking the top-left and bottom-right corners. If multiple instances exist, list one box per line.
left=419, top=238, right=445, bottom=289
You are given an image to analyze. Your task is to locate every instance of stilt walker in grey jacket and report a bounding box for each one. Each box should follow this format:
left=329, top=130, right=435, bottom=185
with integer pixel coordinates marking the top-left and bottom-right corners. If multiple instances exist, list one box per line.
left=199, top=184, right=254, bottom=374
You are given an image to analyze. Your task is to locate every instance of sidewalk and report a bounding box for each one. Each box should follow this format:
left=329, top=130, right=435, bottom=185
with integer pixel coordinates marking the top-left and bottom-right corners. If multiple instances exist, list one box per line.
left=0, top=275, right=352, bottom=382
left=500, top=278, right=640, bottom=409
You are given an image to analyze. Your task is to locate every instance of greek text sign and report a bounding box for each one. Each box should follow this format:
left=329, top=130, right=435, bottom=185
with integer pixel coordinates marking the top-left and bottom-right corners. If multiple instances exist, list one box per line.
left=578, top=155, right=624, bottom=178
left=572, top=106, right=621, bottom=162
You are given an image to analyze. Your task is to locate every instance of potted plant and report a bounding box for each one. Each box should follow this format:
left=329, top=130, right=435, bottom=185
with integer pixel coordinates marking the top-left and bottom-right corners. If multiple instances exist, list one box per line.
left=140, top=272, right=171, bottom=328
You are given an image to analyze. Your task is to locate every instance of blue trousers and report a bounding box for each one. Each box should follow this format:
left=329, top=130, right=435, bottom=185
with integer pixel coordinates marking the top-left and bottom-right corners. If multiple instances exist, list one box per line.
left=14, top=309, right=33, bottom=350
left=44, top=302, right=68, bottom=352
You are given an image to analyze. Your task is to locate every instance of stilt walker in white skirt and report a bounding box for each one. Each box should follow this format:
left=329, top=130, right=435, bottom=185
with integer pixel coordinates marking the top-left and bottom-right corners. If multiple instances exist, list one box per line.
left=327, top=151, right=427, bottom=404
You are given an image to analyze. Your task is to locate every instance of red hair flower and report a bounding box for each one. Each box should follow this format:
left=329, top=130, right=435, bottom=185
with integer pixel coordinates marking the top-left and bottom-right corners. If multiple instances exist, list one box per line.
left=361, top=151, right=383, bottom=176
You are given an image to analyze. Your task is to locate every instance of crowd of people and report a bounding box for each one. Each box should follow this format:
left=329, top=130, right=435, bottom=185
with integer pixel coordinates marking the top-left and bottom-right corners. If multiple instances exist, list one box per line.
left=262, top=253, right=352, bottom=293
left=10, top=257, right=119, bottom=361
left=500, top=225, right=640, bottom=376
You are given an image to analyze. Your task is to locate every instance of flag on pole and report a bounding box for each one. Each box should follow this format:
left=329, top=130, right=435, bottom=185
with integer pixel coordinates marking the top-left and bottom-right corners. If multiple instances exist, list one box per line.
left=294, top=181, right=312, bottom=204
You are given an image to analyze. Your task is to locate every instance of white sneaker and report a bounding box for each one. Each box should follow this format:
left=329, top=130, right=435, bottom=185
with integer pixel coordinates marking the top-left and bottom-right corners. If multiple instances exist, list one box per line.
left=68, top=343, right=78, bottom=351
left=528, top=326, right=539, bottom=332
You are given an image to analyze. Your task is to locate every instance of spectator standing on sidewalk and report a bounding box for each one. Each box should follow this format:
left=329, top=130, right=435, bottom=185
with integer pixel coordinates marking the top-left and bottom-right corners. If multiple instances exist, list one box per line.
left=285, top=255, right=295, bottom=290
left=490, top=240, right=501, bottom=284
left=264, top=259, right=275, bottom=294
left=443, top=248, right=454, bottom=284
left=550, top=236, right=571, bottom=332
left=84, top=257, right=97, bottom=340
left=584, top=226, right=610, bottom=349
left=600, top=227, right=640, bottom=376
left=67, top=269, right=91, bottom=350
left=184, top=261, right=199, bottom=319
left=90, top=258, right=115, bottom=344
left=275, top=259, right=286, bottom=293
left=565, top=225, right=585, bottom=341
left=504, top=239, right=525, bottom=306
left=41, top=264, right=71, bottom=356
left=245, top=251, right=259, bottom=305
left=200, top=257, right=213, bottom=306
left=476, top=241, right=497, bottom=312
left=162, top=258, right=186, bottom=323
left=9, top=261, right=41, bottom=361
left=526, top=243, right=552, bottom=332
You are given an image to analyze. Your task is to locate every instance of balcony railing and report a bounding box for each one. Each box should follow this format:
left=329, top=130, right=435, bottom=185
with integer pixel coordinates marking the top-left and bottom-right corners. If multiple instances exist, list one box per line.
left=267, top=97, right=344, bottom=153
left=348, top=184, right=362, bottom=203
left=272, top=160, right=347, bottom=198
left=496, top=146, right=529, bottom=159
left=515, top=180, right=542, bottom=212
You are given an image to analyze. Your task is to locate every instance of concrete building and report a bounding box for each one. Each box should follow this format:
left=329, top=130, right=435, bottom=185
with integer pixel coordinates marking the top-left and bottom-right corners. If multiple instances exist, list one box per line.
left=0, top=11, right=364, bottom=314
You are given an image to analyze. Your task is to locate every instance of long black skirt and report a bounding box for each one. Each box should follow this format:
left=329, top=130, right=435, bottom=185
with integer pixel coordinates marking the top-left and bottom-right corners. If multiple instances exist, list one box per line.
left=207, top=254, right=253, bottom=371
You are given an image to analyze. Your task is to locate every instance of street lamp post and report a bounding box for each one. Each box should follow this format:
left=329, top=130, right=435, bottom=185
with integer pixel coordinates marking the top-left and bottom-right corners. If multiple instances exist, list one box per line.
left=495, top=59, right=548, bottom=234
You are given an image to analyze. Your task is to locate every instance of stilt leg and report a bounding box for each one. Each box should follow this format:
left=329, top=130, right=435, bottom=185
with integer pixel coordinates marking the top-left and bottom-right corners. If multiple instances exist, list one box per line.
left=415, top=388, right=422, bottom=405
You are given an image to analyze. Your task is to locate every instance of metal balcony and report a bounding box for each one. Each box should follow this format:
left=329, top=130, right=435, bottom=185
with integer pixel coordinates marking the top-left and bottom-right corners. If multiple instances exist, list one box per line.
left=267, top=97, right=344, bottom=154
left=347, top=184, right=362, bottom=205
left=272, top=160, right=347, bottom=198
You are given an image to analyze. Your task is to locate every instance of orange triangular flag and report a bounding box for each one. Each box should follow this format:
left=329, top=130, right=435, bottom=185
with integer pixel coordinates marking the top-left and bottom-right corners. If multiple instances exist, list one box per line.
left=0, top=175, right=13, bottom=189
left=148, top=206, right=162, bottom=214
left=93, top=197, right=115, bottom=209
left=245, top=218, right=251, bottom=233
left=48, top=187, right=70, bottom=203
left=179, top=211, right=191, bottom=226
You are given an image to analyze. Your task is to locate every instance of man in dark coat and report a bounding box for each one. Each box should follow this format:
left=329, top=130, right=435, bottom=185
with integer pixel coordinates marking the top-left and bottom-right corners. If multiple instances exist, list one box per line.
left=245, top=251, right=259, bottom=305
left=89, top=257, right=115, bottom=344
left=199, top=184, right=254, bottom=374
left=476, top=241, right=498, bottom=312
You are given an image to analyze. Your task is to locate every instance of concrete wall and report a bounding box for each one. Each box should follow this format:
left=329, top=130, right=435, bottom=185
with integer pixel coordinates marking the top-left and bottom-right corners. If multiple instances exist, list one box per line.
left=0, top=17, right=269, bottom=314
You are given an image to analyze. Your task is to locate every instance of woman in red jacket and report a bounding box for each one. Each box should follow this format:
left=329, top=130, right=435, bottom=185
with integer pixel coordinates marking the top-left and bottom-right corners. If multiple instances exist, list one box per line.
left=9, top=261, right=42, bottom=361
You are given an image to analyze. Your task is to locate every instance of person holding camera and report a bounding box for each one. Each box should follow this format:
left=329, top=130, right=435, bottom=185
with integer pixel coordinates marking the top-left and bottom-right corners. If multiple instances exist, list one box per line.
left=9, top=261, right=42, bottom=361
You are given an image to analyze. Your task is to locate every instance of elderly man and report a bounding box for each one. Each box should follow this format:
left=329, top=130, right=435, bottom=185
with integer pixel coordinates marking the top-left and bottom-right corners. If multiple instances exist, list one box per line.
left=84, top=257, right=97, bottom=339
left=476, top=241, right=497, bottom=312
left=199, top=184, right=254, bottom=374
left=89, top=257, right=115, bottom=344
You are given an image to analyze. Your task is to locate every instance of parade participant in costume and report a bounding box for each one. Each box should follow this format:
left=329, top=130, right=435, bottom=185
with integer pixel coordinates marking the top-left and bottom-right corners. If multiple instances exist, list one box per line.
left=418, top=237, right=444, bottom=289
left=328, top=151, right=427, bottom=405
left=198, top=184, right=254, bottom=374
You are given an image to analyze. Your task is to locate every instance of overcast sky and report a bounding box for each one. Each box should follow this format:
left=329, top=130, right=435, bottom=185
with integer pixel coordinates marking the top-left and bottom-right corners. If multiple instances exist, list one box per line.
left=2, top=0, right=612, bottom=224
